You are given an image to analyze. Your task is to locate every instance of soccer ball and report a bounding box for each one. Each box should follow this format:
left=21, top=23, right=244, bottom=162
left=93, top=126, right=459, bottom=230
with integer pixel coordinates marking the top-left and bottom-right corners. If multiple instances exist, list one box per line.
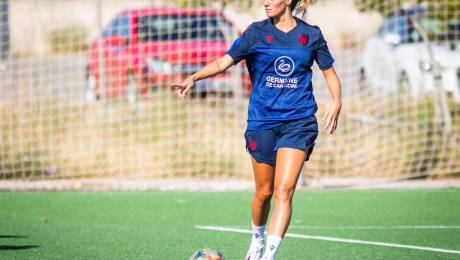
left=189, top=248, right=225, bottom=260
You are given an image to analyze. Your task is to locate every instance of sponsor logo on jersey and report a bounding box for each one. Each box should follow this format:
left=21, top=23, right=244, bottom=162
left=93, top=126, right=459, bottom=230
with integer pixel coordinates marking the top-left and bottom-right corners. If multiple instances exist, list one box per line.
left=274, top=56, right=295, bottom=77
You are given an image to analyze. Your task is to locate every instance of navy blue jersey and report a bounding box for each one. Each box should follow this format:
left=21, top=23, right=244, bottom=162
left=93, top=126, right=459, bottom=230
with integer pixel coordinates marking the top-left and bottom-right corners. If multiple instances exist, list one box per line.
left=225, top=17, right=334, bottom=130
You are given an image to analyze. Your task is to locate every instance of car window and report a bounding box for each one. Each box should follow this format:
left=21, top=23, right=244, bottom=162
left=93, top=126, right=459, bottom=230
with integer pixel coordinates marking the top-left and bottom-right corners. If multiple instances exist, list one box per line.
left=419, top=17, right=460, bottom=41
left=103, top=15, right=131, bottom=39
left=419, top=17, right=443, bottom=35
left=379, top=13, right=460, bottom=43
left=137, top=14, right=230, bottom=42
left=380, top=15, right=426, bottom=43
left=379, top=16, right=409, bottom=41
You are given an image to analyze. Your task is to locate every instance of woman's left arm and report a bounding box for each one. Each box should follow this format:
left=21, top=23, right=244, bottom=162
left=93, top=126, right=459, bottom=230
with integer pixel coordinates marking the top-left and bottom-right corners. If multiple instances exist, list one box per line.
left=321, top=67, right=342, bottom=135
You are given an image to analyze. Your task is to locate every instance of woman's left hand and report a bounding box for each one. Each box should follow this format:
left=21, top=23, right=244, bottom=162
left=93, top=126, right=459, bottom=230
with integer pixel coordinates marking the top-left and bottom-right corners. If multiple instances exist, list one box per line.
left=322, top=101, right=341, bottom=135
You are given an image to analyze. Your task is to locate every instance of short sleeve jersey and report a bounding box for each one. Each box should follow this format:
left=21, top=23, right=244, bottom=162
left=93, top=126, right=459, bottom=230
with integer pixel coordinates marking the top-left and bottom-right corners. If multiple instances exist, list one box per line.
left=225, top=17, right=334, bottom=130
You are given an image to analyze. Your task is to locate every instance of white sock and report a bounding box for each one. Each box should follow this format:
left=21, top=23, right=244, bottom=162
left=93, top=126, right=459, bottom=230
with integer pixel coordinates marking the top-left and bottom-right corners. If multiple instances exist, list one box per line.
left=249, top=222, right=265, bottom=249
left=262, top=235, right=283, bottom=260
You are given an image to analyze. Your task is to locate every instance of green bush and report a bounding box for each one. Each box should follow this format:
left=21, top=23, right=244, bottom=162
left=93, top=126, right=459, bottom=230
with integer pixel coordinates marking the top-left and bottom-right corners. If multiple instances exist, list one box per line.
left=48, top=25, right=88, bottom=54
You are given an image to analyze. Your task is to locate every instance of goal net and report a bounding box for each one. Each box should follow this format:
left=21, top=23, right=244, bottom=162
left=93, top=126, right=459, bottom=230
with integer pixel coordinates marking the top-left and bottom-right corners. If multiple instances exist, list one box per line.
left=0, top=0, right=459, bottom=189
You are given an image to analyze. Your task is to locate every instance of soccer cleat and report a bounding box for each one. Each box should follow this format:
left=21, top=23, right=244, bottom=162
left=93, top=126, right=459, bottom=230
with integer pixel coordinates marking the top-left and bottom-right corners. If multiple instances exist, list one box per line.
left=245, top=246, right=264, bottom=260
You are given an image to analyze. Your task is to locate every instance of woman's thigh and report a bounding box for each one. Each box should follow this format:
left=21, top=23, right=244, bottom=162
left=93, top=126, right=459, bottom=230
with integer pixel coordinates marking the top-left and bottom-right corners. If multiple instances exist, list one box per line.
left=251, top=157, right=275, bottom=191
left=274, top=147, right=307, bottom=194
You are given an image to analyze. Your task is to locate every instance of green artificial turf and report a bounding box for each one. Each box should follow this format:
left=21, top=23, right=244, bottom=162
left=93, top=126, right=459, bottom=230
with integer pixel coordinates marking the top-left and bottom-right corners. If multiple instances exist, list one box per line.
left=1, top=189, right=459, bottom=259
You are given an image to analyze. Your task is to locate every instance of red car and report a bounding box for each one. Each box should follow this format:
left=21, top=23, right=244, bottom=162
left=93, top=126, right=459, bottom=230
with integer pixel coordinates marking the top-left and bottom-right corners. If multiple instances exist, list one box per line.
left=86, top=6, right=247, bottom=100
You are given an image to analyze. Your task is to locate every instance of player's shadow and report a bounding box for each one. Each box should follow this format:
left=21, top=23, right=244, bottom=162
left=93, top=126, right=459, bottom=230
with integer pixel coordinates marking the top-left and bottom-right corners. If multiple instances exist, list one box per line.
left=0, top=245, right=39, bottom=250
left=0, top=235, right=27, bottom=239
left=0, top=235, right=39, bottom=251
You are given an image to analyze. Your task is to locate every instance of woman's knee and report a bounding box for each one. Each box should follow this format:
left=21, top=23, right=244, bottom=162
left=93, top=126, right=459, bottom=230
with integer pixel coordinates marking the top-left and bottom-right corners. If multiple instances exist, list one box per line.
left=255, top=187, right=273, bottom=202
left=274, top=184, right=294, bottom=202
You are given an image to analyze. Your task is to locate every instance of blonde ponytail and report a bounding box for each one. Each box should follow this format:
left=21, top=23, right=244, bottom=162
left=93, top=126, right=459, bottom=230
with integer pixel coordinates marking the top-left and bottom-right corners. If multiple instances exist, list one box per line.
left=291, top=0, right=310, bottom=17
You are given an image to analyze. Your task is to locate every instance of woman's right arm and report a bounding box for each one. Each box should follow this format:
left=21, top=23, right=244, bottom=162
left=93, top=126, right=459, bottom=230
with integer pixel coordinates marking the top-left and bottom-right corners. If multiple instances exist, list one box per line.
left=171, top=54, right=235, bottom=98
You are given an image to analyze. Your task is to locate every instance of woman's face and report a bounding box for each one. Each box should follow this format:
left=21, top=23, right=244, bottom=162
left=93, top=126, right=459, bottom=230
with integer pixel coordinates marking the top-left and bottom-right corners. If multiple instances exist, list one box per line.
left=264, top=0, right=290, bottom=18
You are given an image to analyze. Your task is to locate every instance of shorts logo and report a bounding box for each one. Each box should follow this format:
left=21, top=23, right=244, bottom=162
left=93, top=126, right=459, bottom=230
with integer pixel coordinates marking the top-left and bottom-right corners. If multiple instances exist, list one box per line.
left=249, top=139, right=257, bottom=151
left=274, top=56, right=295, bottom=77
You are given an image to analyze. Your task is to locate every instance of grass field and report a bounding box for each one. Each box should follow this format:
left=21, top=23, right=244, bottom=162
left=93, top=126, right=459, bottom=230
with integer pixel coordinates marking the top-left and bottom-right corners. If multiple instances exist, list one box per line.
left=1, top=189, right=460, bottom=259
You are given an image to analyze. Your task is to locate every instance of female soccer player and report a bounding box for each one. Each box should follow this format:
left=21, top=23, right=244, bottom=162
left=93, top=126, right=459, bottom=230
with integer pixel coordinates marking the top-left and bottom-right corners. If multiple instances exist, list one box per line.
left=172, top=0, right=342, bottom=259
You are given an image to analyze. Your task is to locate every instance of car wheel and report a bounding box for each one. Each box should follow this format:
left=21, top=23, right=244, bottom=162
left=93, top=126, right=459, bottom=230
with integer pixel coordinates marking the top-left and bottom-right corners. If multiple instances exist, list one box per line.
left=85, top=68, right=99, bottom=101
left=359, top=67, right=368, bottom=91
left=126, top=70, right=138, bottom=103
left=398, top=71, right=410, bottom=94
left=141, top=66, right=157, bottom=94
left=190, top=89, right=207, bottom=99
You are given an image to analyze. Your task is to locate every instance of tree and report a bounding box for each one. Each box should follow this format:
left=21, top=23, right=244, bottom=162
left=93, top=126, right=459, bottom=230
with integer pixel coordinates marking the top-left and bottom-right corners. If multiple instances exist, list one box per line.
left=169, top=0, right=324, bottom=13
left=169, top=0, right=253, bottom=10
left=354, top=0, right=460, bottom=21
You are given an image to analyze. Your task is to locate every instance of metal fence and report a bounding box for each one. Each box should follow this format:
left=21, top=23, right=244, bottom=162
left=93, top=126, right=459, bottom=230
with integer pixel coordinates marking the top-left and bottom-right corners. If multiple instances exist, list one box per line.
left=0, top=0, right=459, bottom=189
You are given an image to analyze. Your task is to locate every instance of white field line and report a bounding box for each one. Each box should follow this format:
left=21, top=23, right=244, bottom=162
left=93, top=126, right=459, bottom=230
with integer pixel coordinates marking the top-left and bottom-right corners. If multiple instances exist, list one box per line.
left=195, top=225, right=460, bottom=255
left=222, top=225, right=460, bottom=230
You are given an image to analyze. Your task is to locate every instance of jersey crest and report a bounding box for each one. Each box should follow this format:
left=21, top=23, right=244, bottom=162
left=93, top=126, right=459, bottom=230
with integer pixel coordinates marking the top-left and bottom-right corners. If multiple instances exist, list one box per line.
left=297, top=33, right=309, bottom=45
left=266, top=34, right=273, bottom=43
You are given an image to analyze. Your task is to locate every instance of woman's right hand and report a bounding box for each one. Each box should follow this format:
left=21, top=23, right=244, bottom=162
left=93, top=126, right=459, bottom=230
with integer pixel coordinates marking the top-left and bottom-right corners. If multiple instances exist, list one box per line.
left=171, top=75, right=195, bottom=98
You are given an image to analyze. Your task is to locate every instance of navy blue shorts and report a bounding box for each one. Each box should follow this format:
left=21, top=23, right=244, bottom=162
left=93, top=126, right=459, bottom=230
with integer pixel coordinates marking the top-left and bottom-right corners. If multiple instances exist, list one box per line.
left=244, top=115, right=319, bottom=166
